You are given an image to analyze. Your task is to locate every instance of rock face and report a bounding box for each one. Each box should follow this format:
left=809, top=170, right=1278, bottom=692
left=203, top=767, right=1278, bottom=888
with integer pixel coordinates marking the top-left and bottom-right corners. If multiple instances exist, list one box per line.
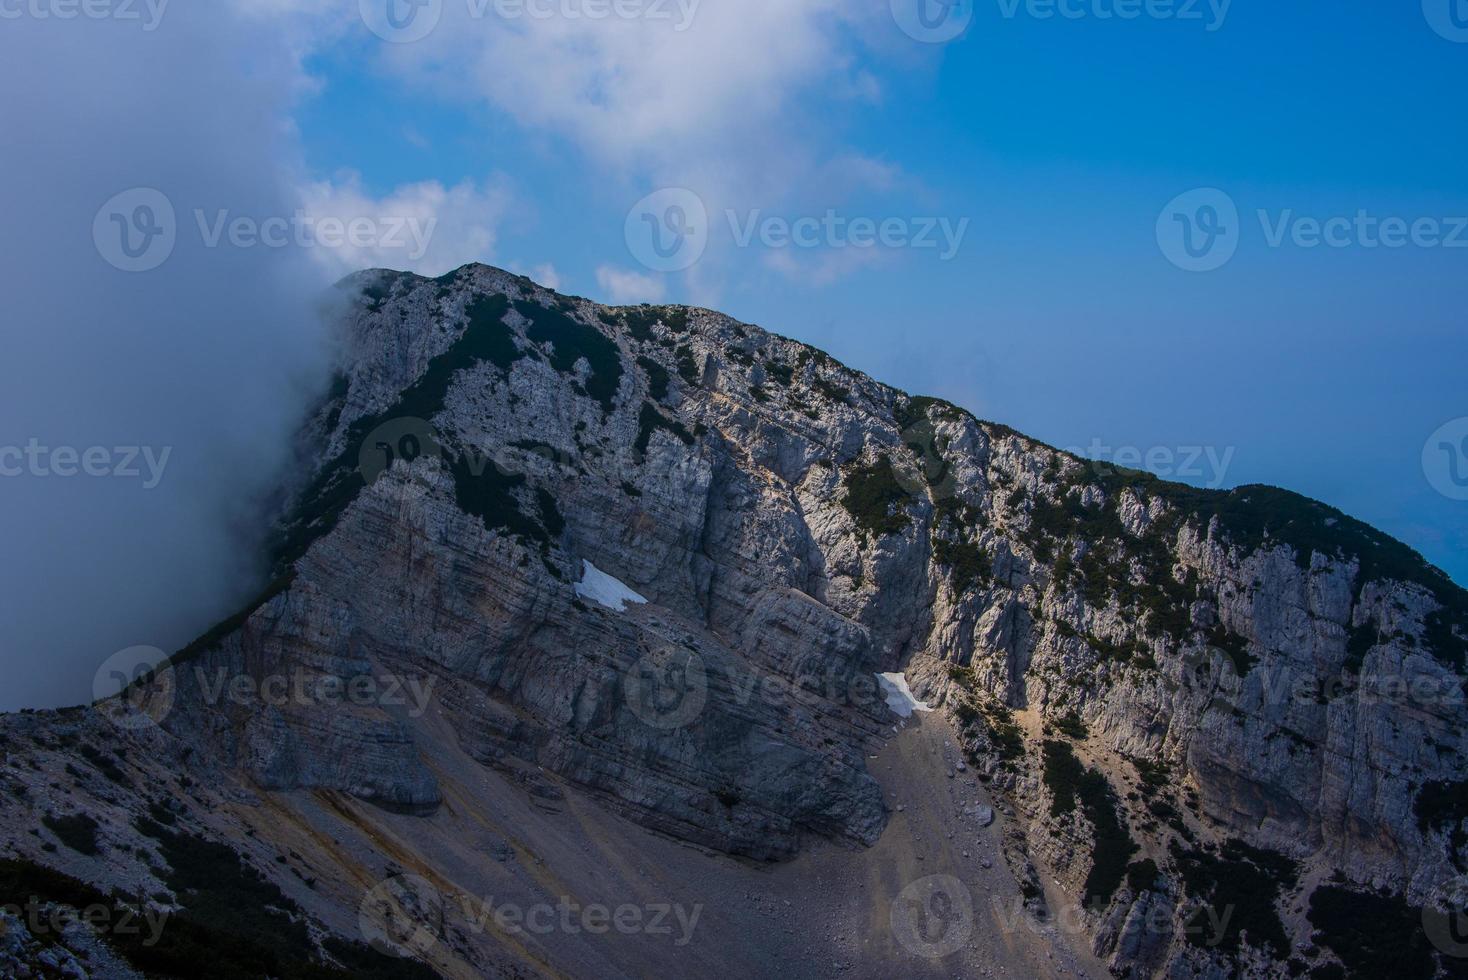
left=1, top=263, right=1465, bottom=978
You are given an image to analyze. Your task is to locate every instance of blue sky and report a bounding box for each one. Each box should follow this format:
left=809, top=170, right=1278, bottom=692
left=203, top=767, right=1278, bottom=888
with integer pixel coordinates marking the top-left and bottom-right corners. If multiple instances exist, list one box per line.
left=290, top=1, right=1468, bottom=582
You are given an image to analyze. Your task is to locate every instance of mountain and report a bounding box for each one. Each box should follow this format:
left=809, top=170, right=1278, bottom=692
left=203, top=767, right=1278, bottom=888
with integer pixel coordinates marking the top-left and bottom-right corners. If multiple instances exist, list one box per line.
left=3, top=263, right=1466, bottom=979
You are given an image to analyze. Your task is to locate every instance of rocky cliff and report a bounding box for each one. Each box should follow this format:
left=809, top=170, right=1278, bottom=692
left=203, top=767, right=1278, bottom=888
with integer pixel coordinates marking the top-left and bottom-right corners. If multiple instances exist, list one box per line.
left=2, top=263, right=1465, bottom=979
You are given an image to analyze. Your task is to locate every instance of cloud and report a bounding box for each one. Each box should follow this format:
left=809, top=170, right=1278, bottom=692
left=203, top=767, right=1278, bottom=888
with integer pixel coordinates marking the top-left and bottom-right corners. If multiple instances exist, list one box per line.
left=0, top=6, right=336, bottom=710
left=297, top=172, right=510, bottom=277
left=596, top=265, right=667, bottom=304
left=527, top=263, right=562, bottom=290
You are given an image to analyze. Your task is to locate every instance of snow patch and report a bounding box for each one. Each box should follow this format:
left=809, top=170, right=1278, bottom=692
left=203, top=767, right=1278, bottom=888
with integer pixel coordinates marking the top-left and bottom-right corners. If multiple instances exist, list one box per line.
left=574, top=560, right=648, bottom=613
left=875, top=672, right=933, bottom=718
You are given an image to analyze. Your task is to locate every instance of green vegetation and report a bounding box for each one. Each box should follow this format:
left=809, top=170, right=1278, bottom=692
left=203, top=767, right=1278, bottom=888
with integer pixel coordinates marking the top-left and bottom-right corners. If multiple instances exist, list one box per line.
left=270, top=292, right=518, bottom=571
left=1125, top=858, right=1159, bottom=894
left=1209, top=624, right=1259, bottom=677
left=515, top=299, right=624, bottom=411
left=1051, top=712, right=1089, bottom=740
left=637, top=355, right=670, bottom=400
left=1308, top=884, right=1441, bottom=979
left=39, top=818, right=441, bottom=980
left=841, top=457, right=911, bottom=538
left=42, top=812, right=100, bottom=855
left=1130, top=756, right=1171, bottom=790
left=674, top=345, right=700, bottom=384
left=1041, top=740, right=1137, bottom=907
left=78, top=743, right=128, bottom=785
left=764, top=359, right=793, bottom=386
left=812, top=376, right=850, bottom=403
left=634, top=402, right=695, bottom=457
left=448, top=452, right=546, bottom=545
left=1171, top=838, right=1298, bottom=958
left=1415, top=778, right=1468, bottom=866
left=932, top=538, right=991, bottom=593
left=947, top=665, right=977, bottom=689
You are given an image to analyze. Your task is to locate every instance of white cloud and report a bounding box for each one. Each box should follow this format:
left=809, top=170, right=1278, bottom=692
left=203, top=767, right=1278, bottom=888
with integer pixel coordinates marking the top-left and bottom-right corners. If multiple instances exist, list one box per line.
left=596, top=265, right=667, bottom=304
left=527, top=263, right=562, bottom=290
left=296, top=173, right=510, bottom=277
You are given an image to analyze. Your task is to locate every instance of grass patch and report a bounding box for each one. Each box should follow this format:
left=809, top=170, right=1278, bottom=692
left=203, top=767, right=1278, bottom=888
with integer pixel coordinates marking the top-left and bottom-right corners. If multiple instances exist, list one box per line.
left=637, top=355, right=670, bottom=400
left=635, top=402, right=695, bottom=457
left=1041, top=741, right=1137, bottom=907
left=932, top=538, right=991, bottom=593
left=1172, top=839, right=1298, bottom=958
left=42, top=813, right=100, bottom=855
left=1307, top=884, right=1442, bottom=979
left=842, top=457, right=912, bottom=538
left=515, top=299, right=623, bottom=411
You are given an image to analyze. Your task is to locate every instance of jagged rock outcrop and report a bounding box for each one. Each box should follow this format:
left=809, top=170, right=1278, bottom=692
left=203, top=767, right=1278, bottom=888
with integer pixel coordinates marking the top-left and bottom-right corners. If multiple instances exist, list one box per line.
left=1, top=263, right=1465, bottom=978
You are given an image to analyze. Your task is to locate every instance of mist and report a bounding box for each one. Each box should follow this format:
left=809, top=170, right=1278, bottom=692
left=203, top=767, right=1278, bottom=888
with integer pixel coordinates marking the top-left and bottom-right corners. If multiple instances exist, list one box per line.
left=0, top=8, right=338, bottom=710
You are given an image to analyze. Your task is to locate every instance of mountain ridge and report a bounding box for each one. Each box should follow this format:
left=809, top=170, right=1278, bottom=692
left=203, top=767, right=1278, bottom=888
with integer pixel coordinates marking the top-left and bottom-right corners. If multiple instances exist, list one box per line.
left=3, top=261, right=1466, bottom=979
